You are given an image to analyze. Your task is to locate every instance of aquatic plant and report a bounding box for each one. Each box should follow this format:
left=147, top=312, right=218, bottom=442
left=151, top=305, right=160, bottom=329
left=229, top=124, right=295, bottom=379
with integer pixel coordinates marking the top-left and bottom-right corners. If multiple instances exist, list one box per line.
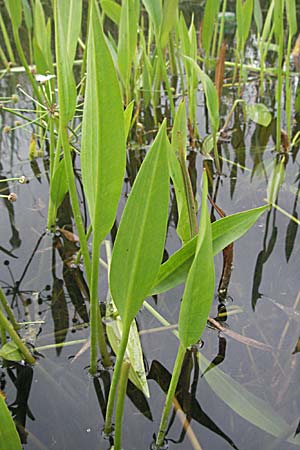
left=0, top=1, right=299, bottom=449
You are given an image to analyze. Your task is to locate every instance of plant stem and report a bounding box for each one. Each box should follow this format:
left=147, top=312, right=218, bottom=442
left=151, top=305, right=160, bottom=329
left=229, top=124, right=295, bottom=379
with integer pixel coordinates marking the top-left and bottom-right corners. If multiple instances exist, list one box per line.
left=114, top=360, right=131, bottom=450
left=12, top=28, right=43, bottom=105
left=104, top=321, right=131, bottom=434
left=285, top=32, right=292, bottom=141
left=0, top=325, right=7, bottom=345
left=60, top=126, right=91, bottom=281
left=0, top=308, right=35, bottom=364
left=0, top=287, right=20, bottom=331
left=73, top=224, right=93, bottom=266
left=156, top=342, right=186, bottom=448
left=89, top=234, right=111, bottom=373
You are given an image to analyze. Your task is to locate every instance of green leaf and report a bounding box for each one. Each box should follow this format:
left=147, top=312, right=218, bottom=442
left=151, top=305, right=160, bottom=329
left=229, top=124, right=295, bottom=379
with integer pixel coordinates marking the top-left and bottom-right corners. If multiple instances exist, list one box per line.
left=118, top=0, right=139, bottom=93
left=178, top=171, right=215, bottom=347
left=124, top=101, right=134, bottom=141
left=185, top=57, right=219, bottom=133
left=253, top=0, right=262, bottom=33
left=3, top=0, right=22, bottom=30
left=142, top=0, right=162, bottom=34
left=198, top=352, right=300, bottom=445
left=101, top=0, right=121, bottom=25
left=152, top=205, right=269, bottom=295
left=267, top=158, right=286, bottom=205
left=285, top=0, right=297, bottom=37
left=246, top=103, right=272, bottom=127
left=171, top=100, right=187, bottom=157
left=159, top=0, right=179, bottom=49
left=81, top=1, right=125, bottom=241
left=49, top=158, right=68, bottom=213
left=0, top=393, right=22, bottom=450
left=54, top=0, right=77, bottom=125
left=170, top=101, right=190, bottom=243
left=0, top=341, right=23, bottom=362
left=62, top=0, right=82, bottom=64
left=33, top=0, right=53, bottom=74
left=236, top=0, right=253, bottom=47
left=106, top=294, right=150, bottom=397
left=110, top=120, right=170, bottom=323
left=202, top=0, right=220, bottom=56
left=22, top=0, right=32, bottom=31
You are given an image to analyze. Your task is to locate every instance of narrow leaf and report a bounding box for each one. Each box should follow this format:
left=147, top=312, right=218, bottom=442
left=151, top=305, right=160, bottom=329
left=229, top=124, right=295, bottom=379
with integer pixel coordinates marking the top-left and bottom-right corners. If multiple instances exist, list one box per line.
left=101, top=0, right=121, bottom=25
left=110, top=121, right=170, bottom=323
left=4, top=0, right=22, bottom=30
left=152, top=205, right=268, bottom=295
left=54, top=0, right=77, bottom=125
left=201, top=0, right=220, bottom=56
left=185, top=57, right=219, bottom=133
left=81, top=1, right=126, bottom=241
left=178, top=171, right=215, bottom=347
left=49, top=158, right=68, bottom=213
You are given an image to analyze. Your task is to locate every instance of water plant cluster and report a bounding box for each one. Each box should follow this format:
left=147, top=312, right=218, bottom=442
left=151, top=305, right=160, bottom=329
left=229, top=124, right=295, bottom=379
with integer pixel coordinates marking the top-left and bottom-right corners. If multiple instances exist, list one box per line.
left=0, top=0, right=299, bottom=449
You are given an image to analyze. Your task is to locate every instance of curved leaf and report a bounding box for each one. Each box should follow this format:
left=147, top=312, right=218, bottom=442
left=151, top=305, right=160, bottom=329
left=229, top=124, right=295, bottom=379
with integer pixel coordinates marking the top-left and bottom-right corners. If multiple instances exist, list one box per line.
left=152, top=205, right=268, bottom=295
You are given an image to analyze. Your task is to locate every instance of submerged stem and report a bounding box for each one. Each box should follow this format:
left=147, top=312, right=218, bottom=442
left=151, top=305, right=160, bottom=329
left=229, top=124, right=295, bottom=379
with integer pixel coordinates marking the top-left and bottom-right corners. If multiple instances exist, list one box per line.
left=0, top=287, right=20, bottom=331
left=114, top=360, right=131, bottom=450
left=156, top=342, right=186, bottom=448
left=104, top=322, right=131, bottom=435
left=0, top=307, right=35, bottom=365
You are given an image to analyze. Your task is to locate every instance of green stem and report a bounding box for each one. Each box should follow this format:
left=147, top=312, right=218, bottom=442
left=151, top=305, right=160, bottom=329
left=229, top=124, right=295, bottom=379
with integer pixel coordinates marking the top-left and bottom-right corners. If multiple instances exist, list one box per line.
left=217, top=0, right=227, bottom=55
left=0, top=13, right=15, bottom=64
left=89, top=235, right=111, bottom=374
left=60, top=126, right=91, bottom=281
left=114, top=360, right=131, bottom=450
left=0, top=325, right=7, bottom=345
left=156, top=343, right=186, bottom=448
left=0, top=308, right=35, bottom=364
left=104, top=322, right=131, bottom=434
left=177, top=133, right=198, bottom=238
left=73, top=225, right=93, bottom=266
left=276, top=41, right=283, bottom=151
left=285, top=32, right=292, bottom=141
left=213, top=132, right=221, bottom=175
left=13, top=27, right=43, bottom=104
left=0, top=287, right=20, bottom=331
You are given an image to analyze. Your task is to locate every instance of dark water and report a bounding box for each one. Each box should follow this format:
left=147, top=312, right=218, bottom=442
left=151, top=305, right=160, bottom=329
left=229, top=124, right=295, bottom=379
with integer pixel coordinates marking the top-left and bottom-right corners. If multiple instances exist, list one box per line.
left=1, top=20, right=300, bottom=450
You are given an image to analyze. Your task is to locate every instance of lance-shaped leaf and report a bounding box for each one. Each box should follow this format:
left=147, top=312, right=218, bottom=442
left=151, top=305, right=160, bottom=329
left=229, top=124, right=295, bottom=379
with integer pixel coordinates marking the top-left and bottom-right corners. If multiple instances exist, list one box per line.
left=202, top=0, right=220, bottom=56
left=152, top=204, right=269, bottom=295
left=185, top=57, right=219, bottom=134
left=117, top=0, right=139, bottom=94
left=0, top=393, right=22, bottom=450
left=178, top=171, right=215, bottom=347
left=110, top=121, right=170, bottom=324
left=100, top=0, right=121, bottom=25
left=4, top=0, right=22, bottom=30
left=81, top=1, right=125, bottom=241
left=54, top=0, right=77, bottom=125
